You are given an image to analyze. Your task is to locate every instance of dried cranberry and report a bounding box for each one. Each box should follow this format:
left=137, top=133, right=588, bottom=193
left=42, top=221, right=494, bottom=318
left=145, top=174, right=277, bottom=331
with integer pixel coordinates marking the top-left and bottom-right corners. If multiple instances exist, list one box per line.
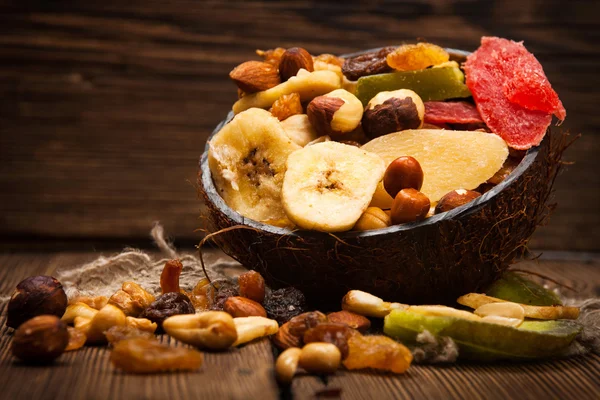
left=263, top=287, right=306, bottom=324
left=140, top=292, right=194, bottom=330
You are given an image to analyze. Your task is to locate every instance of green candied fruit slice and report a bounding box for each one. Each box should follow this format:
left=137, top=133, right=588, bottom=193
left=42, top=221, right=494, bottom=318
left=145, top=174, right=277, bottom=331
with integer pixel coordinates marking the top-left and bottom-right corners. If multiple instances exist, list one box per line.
left=355, top=62, right=472, bottom=106
left=383, top=310, right=581, bottom=361
left=486, top=272, right=563, bottom=306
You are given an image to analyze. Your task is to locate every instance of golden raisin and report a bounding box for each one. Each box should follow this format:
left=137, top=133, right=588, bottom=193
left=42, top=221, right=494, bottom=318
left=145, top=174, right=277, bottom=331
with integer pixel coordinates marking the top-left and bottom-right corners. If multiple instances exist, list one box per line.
left=269, top=93, right=303, bottom=121
left=238, top=271, right=266, bottom=303
left=105, top=325, right=155, bottom=345
left=187, top=278, right=214, bottom=311
left=256, top=47, right=286, bottom=68
left=160, top=259, right=183, bottom=294
left=110, top=338, right=203, bottom=374
left=65, top=326, right=86, bottom=351
left=386, top=43, right=449, bottom=71
left=343, top=335, right=412, bottom=373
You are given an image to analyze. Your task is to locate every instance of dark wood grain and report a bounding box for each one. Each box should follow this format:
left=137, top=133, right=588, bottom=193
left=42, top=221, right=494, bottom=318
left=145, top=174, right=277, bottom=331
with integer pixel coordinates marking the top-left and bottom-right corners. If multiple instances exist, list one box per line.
left=0, top=0, right=599, bottom=251
left=0, top=250, right=599, bottom=400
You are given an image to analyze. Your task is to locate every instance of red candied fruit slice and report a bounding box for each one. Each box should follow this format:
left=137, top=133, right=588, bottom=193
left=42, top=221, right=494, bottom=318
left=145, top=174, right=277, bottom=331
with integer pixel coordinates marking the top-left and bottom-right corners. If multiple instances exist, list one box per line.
left=465, top=37, right=554, bottom=150
left=424, top=101, right=483, bottom=125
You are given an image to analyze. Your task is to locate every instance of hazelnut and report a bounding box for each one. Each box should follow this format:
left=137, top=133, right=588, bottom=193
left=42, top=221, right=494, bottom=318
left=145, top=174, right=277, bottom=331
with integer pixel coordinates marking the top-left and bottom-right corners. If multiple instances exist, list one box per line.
left=435, top=189, right=481, bottom=214
left=383, top=156, right=424, bottom=198
left=229, top=60, right=281, bottom=93
left=362, top=89, right=425, bottom=139
left=279, top=47, right=314, bottom=81
left=307, top=89, right=363, bottom=137
left=12, top=315, right=69, bottom=363
left=352, top=207, right=391, bottom=231
left=7, top=276, right=68, bottom=329
left=390, top=188, right=430, bottom=224
left=223, top=296, right=267, bottom=318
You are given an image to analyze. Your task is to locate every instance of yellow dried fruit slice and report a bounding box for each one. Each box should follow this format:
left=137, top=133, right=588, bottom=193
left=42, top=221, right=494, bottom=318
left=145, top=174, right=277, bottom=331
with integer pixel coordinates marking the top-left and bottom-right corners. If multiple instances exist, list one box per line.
left=386, top=43, right=450, bottom=71
left=233, top=70, right=341, bottom=114
left=362, top=129, right=508, bottom=208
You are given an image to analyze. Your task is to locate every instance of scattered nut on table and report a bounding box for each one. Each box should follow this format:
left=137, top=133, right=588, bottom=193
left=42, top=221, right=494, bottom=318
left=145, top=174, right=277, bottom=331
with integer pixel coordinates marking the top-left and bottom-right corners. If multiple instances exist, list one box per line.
left=108, top=281, right=155, bottom=317
left=162, top=311, right=238, bottom=350
left=12, top=315, right=69, bottom=363
left=342, top=290, right=407, bottom=318
left=7, top=276, right=68, bottom=329
left=233, top=316, right=279, bottom=346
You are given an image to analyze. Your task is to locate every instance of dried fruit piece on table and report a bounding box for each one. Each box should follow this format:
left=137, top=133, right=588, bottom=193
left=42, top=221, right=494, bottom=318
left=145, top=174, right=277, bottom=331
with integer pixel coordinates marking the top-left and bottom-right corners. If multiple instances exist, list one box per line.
left=303, top=322, right=357, bottom=359
left=66, top=326, right=86, bottom=351
left=110, top=338, right=203, bottom=374
left=464, top=37, right=564, bottom=150
left=263, top=287, right=307, bottom=324
left=288, top=311, right=328, bottom=337
left=256, top=47, right=286, bottom=67
left=108, top=281, right=155, bottom=317
left=163, top=311, right=238, bottom=350
left=62, top=302, right=98, bottom=324
left=485, top=271, right=563, bottom=306
left=299, top=342, right=342, bottom=374
left=269, top=92, right=303, bottom=121
left=355, top=62, right=471, bottom=106
left=386, top=43, right=449, bottom=71
left=105, top=325, right=155, bottom=345
left=327, top=311, right=371, bottom=333
left=229, top=61, right=281, bottom=93
left=362, top=129, right=508, bottom=208
left=281, top=141, right=385, bottom=232
left=279, top=47, right=314, bottom=81
left=343, top=335, right=412, bottom=373
left=280, top=114, right=319, bottom=146
left=457, top=293, right=579, bottom=320
left=224, top=296, right=267, bottom=318
left=86, top=304, right=127, bottom=344
left=12, top=315, right=69, bottom=363
left=238, top=270, right=266, bottom=303
left=208, top=108, right=301, bottom=225
left=69, top=295, right=108, bottom=310
left=233, top=316, right=279, bottom=346
left=424, top=101, right=483, bottom=125
left=160, top=259, right=183, bottom=294
left=7, top=275, right=68, bottom=329
left=362, top=89, right=425, bottom=139
left=188, top=278, right=214, bottom=311
left=384, top=309, right=581, bottom=361
left=342, top=46, right=396, bottom=80
left=342, top=290, right=407, bottom=318
left=232, top=70, right=341, bottom=114
left=140, top=292, right=195, bottom=330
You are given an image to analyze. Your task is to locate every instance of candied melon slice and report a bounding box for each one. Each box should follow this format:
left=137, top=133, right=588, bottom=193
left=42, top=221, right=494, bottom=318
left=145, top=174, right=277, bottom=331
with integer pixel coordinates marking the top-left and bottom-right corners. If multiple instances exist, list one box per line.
left=355, top=62, right=471, bottom=106
left=362, top=129, right=508, bottom=208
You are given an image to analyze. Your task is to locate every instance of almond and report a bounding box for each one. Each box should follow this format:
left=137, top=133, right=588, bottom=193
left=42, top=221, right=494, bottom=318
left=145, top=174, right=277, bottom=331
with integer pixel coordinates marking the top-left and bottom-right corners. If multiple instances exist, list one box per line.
left=272, top=321, right=302, bottom=350
left=279, top=47, right=314, bottom=81
left=229, top=61, right=281, bottom=93
left=223, top=296, right=267, bottom=318
left=327, top=310, right=371, bottom=333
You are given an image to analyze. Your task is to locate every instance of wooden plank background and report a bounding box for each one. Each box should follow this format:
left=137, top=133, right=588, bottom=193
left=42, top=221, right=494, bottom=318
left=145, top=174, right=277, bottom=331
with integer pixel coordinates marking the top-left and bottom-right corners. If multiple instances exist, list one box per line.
left=0, top=0, right=599, bottom=251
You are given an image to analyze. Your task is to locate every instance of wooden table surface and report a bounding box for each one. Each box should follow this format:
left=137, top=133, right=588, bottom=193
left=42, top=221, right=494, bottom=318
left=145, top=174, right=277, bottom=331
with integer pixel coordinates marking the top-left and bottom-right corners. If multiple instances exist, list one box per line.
left=1, top=249, right=599, bottom=400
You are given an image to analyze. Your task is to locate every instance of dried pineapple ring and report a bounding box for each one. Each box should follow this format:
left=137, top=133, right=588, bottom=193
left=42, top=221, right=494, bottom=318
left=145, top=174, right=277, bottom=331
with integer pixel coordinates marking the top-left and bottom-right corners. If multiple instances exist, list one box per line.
left=387, top=43, right=450, bottom=71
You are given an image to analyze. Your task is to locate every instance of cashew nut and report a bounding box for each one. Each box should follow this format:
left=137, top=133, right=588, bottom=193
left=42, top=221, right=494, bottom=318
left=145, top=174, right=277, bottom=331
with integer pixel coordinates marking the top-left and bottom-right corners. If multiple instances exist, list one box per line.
left=233, top=316, right=279, bottom=346
left=275, top=347, right=302, bottom=384
left=163, top=311, right=238, bottom=350
left=62, top=302, right=98, bottom=324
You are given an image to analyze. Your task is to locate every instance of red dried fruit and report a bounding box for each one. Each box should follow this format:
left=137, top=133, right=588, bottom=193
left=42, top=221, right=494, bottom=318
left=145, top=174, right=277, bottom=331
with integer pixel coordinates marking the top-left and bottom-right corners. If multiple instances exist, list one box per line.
left=238, top=271, right=266, bottom=303
left=424, top=101, right=483, bottom=125
left=465, top=37, right=559, bottom=150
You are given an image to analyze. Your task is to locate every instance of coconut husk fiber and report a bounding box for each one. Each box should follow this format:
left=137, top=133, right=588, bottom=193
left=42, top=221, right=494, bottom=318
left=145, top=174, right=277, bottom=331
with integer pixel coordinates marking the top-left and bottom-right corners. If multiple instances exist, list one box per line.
left=199, top=126, right=576, bottom=306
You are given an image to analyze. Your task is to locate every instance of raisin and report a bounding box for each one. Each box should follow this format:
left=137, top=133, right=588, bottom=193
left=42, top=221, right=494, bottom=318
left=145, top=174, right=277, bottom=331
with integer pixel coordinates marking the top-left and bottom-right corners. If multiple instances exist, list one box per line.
left=139, top=292, right=195, bottom=330
left=238, top=270, right=266, bottom=303
left=210, top=281, right=239, bottom=311
left=303, top=323, right=356, bottom=359
left=105, top=325, right=155, bottom=345
left=342, top=47, right=396, bottom=81
left=269, top=93, right=303, bottom=121
left=187, top=278, right=214, bottom=311
left=263, top=287, right=306, bottom=324
left=110, top=338, right=203, bottom=373
left=160, top=259, right=182, bottom=294
left=343, top=335, right=412, bottom=373
left=287, top=311, right=328, bottom=337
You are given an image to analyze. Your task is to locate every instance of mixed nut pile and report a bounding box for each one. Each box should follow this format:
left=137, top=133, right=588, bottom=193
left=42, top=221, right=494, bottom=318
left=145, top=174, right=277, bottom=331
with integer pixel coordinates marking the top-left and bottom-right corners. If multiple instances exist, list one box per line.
left=5, top=261, right=582, bottom=379
left=208, top=38, right=565, bottom=232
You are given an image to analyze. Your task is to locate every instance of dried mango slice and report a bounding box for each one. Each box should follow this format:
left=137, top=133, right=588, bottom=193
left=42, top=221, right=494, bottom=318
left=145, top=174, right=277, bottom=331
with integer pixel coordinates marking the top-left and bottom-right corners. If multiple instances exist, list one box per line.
left=232, top=70, right=341, bottom=114
left=362, top=129, right=508, bottom=208
left=386, top=43, right=450, bottom=71
left=355, top=62, right=471, bottom=106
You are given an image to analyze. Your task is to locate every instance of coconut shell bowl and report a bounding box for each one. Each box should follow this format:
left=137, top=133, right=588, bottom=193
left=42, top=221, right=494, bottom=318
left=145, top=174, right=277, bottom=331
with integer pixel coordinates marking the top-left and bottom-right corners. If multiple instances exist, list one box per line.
left=198, top=49, right=566, bottom=306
